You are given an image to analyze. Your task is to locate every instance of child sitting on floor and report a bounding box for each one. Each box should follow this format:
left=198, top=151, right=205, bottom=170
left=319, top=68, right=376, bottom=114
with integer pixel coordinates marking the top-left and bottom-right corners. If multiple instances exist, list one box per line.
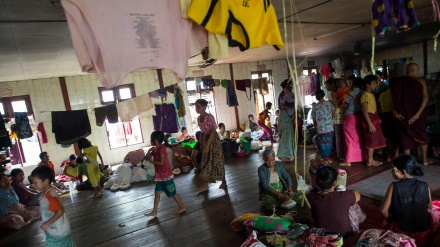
left=31, top=166, right=74, bottom=246
left=145, top=131, right=186, bottom=217
left=56, top=154, right=79, bottom=183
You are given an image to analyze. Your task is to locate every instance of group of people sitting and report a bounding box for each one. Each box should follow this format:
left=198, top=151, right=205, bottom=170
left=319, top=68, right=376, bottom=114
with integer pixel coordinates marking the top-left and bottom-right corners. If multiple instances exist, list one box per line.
left=258, top=149, right=438, bottom=245
left=312, top=62, right=430, bottom=167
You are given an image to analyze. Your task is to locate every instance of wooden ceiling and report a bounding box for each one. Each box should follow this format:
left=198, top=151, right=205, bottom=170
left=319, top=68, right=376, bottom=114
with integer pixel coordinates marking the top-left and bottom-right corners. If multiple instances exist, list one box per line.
left=0, top=0, right=437, bottom=82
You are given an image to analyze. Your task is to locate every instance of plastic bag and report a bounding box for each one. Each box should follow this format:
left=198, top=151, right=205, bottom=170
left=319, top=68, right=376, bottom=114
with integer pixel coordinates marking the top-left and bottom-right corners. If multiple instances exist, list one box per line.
left=104, top=164, right=132, bottom=189
left=130, top=167, right=149, bottom=183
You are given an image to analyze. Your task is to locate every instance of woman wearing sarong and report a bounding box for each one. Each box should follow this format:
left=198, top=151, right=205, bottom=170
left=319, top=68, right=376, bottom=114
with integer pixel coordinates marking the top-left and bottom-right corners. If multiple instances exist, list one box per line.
left=195, top=99, right=226, bottom=191
left=311, top=90, right=334, bottom=164
left=277, top=79, right=295, bottom=161
left=361, top=75, right=386, bottom=166
left=330, top=79, right=345, bottom=159
left=340, top=77, right=365, bottom=166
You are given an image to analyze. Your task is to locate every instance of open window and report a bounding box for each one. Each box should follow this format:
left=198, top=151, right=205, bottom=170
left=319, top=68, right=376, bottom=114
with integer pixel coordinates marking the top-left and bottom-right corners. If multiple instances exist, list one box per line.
left=97, top=84, right=144, bottom=149
left=251, top=71, right=275, bottom=116
left=0, top=95, right=41, bottom=166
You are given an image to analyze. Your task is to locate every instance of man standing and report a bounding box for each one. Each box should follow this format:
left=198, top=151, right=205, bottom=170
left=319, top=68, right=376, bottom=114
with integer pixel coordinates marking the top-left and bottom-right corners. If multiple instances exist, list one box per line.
left=389, top=63, right=429, bottom=165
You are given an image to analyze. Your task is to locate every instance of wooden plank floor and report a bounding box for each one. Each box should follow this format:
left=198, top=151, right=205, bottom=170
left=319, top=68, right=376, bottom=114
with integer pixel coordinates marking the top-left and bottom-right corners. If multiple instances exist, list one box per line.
left=0, top=145, right=416, bottom=247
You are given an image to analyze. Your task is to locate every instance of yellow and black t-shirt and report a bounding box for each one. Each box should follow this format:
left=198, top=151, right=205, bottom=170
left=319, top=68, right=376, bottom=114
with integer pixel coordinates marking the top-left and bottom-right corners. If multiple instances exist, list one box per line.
left=187, top=0, right=284, bottom=51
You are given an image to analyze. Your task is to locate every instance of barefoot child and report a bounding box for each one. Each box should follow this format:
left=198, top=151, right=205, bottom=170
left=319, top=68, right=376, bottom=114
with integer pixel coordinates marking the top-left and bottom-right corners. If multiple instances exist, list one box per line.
left=312, top=89, right=334, bottom=165
left=145, top=131, right=186, bottom=217
left=31, top=166, right=74, bottom=246
left=78, top=138, right=104, bottom=198
left=361, top=75, right=386, bottom=166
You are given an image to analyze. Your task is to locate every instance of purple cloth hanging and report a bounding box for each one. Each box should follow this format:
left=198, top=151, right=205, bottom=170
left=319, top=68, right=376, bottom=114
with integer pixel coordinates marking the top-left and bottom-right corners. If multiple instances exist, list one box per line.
left=310, top=73, right=319, bottom=95
left=153, top=104, right=178, bottom=133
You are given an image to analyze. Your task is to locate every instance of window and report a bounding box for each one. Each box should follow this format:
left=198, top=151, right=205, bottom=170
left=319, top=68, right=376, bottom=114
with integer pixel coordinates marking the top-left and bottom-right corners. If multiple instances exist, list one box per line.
left=0, top=95, right=41, bottom=166
left=97, top=84, right=144, bottom=149
left=251, top=71, right=275, bottom=116
left=185, top=77, right=218, bottom=132
left=98, top=84, right=135, bottom=105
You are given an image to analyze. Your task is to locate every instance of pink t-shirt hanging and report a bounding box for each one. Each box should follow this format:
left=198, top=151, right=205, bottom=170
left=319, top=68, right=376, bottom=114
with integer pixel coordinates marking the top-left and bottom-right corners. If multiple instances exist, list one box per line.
left=197, top=114, right=217, bottom=134
left=61, top=0, right=207, bottom=88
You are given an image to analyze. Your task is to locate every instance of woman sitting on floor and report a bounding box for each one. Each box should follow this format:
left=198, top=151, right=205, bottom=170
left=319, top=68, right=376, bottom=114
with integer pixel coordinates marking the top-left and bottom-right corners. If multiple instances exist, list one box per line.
left=10, top=168, right=42, bottom=206
left=56, top=154, right=79, bottom=183
left=0, top=172, right=40, bottom=229
left=307, top=166, right=363, bottom=237
left=258, top=147, right=294, bottom=212
left=380, top=155, right=434, bottom=246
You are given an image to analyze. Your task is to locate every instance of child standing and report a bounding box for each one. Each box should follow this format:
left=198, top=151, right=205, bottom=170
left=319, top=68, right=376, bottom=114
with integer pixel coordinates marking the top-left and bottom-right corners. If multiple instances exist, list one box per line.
left=144, top=131, right=186, bottom=217
left=257, top=102, right=275, bottom=143
left=78, top=138, right=104, bottom=198
left=361, top=75, right=386, bottom=166
left=31, top=166, right=74, bottom=247
left=312, top=90, right=334, bottom=165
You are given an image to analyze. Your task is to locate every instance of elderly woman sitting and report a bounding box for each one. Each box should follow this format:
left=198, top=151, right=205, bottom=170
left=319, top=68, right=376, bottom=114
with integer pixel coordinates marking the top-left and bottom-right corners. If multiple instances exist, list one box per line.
left=258, top=148, right=294, bottom=212
left=0, top=172, right=40, bottom=230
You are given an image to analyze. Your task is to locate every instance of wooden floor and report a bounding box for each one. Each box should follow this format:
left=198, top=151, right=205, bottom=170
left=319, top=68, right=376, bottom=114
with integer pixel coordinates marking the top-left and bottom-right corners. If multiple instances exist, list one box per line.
left=0, top=145, right=407, bottom=247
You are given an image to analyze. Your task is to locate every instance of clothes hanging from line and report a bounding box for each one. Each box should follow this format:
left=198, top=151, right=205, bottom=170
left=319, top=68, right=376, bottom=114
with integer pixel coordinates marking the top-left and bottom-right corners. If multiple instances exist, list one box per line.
left=177, top=117, right=186, bottom=131
left=226, top=80, right=239, bottom=107
left=298, top=75, right=312, bottom=96
left=61, top=0, right=207, bottom=88
left=195, top=77, right=202, bottom=86
left=176, top=87, right=186, bottom=117
left=321, top=64, right=331, bottom=80
left=180, top=0, right=229, bottom=59
left=251, top=78, right=269, bottom=95
left=235, top=79, right=247, bottom=91
left=310, top=73, right=319, bottom=95
left=187, top=0, right=283, bottom=51
left=165, top=85, right=175, bottom=94
left=52, top=110, right=91, bottom=145
left=14, top=112, right=33, bottom=139
left=201, top=78, right=215, bottom=88
left=116, top=93, right=155, bottom=122
left=37, top=122, right=48, bottom=144
left=0, top=114, right=12, bottom=149
left=153, top=104, right=178, bottom=133
left=372, top=0, right=420, bottom=36
left=149, top=88, right=167, bottom=98
left=94, top=104, right=118, bottom=126
left=221, top=79, right=228, bottom=88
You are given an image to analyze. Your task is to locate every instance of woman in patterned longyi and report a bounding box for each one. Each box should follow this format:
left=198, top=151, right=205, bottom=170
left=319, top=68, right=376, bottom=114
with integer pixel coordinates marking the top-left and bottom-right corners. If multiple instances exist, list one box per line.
left=194, top=99, right=226, bottom=191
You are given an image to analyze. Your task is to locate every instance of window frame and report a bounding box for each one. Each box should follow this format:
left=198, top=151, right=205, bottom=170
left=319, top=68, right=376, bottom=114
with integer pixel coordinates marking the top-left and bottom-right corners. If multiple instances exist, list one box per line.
left=0, top=95, right=40, bottom=167
left=97, top=84, right=144, bottom=150
left=98, top=84, right=136, bottom=105
left=251, top=70, right=273, bottom=116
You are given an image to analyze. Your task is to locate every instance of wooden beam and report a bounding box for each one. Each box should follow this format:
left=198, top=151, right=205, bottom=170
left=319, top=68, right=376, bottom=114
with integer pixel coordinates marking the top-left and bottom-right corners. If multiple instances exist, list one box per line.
left=59, top=77, right=81, bottom=156
left=229, top=64, right=240, bottom=130
left=423, top=41, right=428, bottom=75
left=156, top=69, right=164, bottom=89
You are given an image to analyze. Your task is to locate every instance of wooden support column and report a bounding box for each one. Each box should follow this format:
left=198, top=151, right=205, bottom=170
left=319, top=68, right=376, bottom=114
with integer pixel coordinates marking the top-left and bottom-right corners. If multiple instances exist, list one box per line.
left=156, top=69, right=164, bottom=89
left=423, top=41, right=428, bottom=75
left=59, top=77, right=81, bottom=156
left=229, top=64, right=240, bottom=130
